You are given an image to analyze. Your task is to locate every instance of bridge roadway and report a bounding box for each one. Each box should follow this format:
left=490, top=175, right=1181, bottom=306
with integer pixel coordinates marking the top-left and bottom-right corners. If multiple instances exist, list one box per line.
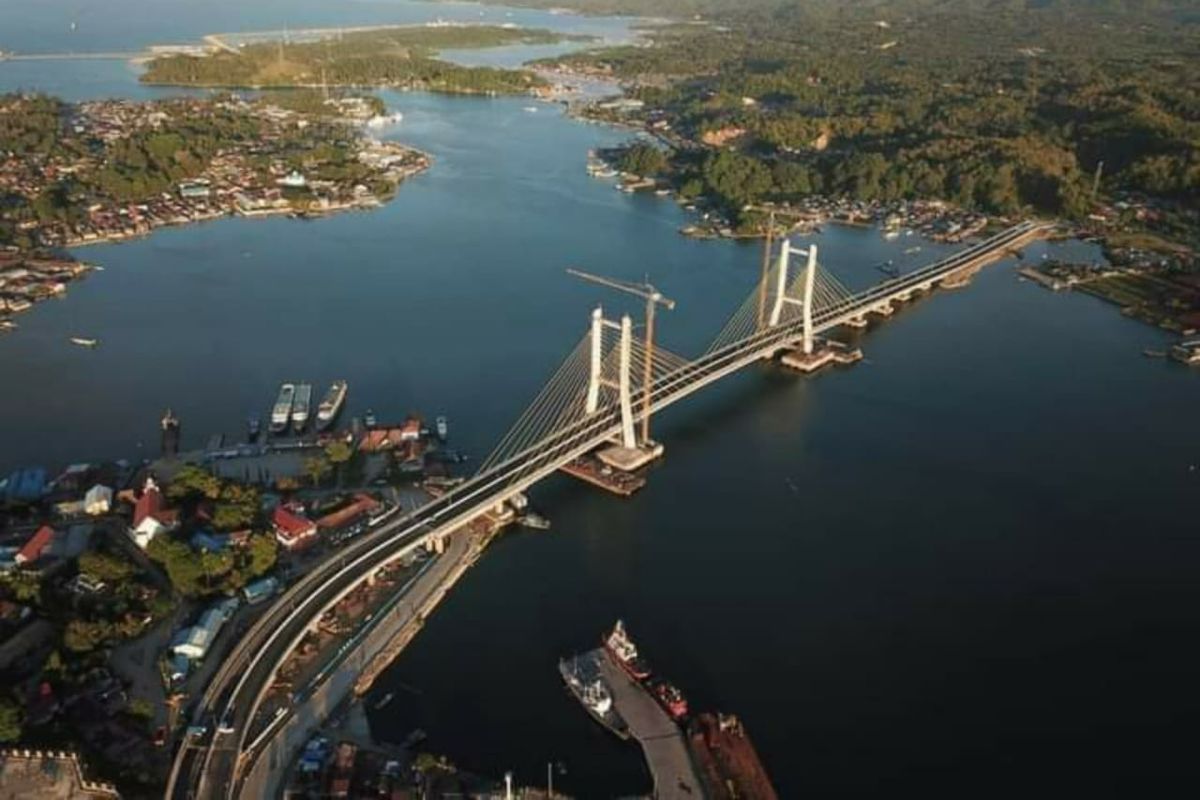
left=171, top=221, right=1044, bottom=799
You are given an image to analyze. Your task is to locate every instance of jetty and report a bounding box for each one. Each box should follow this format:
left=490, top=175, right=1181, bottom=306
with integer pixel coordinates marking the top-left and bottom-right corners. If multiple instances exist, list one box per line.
left=591, top=648, right=702, bottom=799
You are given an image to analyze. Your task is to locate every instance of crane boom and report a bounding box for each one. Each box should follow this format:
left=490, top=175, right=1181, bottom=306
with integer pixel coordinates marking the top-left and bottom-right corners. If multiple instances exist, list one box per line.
left=567, top=268, right=676, bottom=309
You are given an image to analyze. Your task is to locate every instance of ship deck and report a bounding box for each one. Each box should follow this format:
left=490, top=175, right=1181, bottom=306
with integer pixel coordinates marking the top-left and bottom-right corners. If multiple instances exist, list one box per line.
left=588, top=647, right=703, bottom=799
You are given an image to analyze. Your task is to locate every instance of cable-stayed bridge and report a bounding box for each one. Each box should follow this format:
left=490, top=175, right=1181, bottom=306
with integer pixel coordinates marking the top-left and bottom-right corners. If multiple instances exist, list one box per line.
left=171, top=220, right=1047, bottom=800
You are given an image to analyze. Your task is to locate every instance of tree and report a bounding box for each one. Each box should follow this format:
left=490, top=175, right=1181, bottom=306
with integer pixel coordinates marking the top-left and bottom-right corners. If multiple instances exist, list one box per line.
left=167, top=465, right=222, bottom=501
left=0, top=699, right=21, bottom=743
left=304, top=455, right=332, bottom=488
left=64, top=619, right=114, bottom=653
left=79, top=551, right=136, bottom=583
left=2, top=570, right=41, bottom=603
left=618, top=142, right=668, bottom=177
left=246, top=533, right=278, bottom=577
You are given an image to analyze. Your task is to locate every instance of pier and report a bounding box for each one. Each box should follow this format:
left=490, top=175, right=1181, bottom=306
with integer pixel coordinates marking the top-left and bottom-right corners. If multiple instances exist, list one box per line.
left=590, top=648, right=702, bottom=800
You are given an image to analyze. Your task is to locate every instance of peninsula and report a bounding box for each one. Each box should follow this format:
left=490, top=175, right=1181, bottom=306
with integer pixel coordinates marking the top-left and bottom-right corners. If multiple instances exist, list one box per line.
left=0, top=92, right=427, bottom=329
left=140, top=24, right=584, bottom=95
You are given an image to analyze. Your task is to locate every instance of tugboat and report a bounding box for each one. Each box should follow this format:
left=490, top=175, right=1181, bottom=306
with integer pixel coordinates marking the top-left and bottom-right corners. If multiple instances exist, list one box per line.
left=316, top=380, right=348, bottom=431
left=603, top=620, right=652, bottom=681
left=650, top=679, right=689, bottom=720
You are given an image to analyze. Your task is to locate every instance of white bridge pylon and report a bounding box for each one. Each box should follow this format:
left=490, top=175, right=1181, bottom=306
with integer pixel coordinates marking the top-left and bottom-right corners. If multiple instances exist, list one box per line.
left=768, top=240, right=819, bottom=353
left=479, top=305, right=690, bottom=477
left=586, top=308, right=637, bottom=448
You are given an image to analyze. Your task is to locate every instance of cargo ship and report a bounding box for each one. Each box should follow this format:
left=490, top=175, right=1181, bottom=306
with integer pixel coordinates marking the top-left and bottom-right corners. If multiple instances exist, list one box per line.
left=604, top=620, right=652, bottom=681
left=270, top=383, right=296, bottom=434
left=559, top=654, right=629, bottom=740
left=316, top=380, right=348, bottom=431
left=292, top=383, right=313, bottom=432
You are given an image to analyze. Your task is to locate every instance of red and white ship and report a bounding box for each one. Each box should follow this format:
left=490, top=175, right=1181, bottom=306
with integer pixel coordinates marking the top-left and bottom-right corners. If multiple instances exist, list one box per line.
left=603, top=619, right=652, bottom=681
left=651, top=679, right=689, bottom=720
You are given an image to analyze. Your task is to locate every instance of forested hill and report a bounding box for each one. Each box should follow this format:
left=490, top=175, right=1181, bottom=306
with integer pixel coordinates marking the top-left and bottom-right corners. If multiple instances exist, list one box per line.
left=536, top=0, right=1198, bottom=232
left=474, top=0, right=1199, bottom=21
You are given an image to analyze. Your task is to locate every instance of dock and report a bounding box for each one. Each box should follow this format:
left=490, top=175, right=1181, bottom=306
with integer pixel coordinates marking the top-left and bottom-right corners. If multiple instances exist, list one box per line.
left=590, top=648, right=703, bottom=800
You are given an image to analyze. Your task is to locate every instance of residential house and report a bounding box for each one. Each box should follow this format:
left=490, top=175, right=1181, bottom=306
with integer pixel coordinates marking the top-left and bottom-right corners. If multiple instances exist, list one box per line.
left=273, top=505, right=318, bottom=551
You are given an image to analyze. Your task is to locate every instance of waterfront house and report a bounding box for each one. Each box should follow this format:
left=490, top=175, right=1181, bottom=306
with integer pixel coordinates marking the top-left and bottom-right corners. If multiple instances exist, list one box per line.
left=273, top=505, right=318, bottom=551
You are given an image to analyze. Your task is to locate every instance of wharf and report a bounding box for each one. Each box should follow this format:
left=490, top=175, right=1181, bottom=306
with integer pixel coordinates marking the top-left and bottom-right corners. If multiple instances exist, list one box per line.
left=590, top=648, right=703, bottom=800
left=560, top=454, right=646, bottom=496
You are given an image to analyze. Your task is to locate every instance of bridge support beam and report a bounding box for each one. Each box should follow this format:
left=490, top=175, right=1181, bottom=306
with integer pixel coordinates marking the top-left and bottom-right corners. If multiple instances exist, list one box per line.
left=586, top=306, right=603, bottom=414
left=768, top=238, right=792, bottom=328
left=801, top=245, right=818, bottom=355
left=617, top=314, right=637, bottom=450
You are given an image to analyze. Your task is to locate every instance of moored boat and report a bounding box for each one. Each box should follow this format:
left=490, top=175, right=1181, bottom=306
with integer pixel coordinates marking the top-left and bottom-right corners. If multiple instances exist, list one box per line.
left=316, top=380, right=348, bottom=431
left=604, top=619, right=652, bottom=681
left=247, top=416, right=261, bottom=442
left=270, top=383, right=296, bottom=434
left=650, top=678, right=689, bottom=720
left=292, top=383, right=313, bottom=432
left=559, top=655, right=629, bottom=740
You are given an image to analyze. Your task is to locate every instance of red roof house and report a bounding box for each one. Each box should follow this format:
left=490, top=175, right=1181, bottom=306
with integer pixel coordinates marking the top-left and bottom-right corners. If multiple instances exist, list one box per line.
left=273, top=506, right=318, bottom=551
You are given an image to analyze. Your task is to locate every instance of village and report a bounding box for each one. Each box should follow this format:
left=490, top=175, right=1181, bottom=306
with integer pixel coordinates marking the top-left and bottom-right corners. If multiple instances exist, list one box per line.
left=0, top=93, right=429, bottom=334
left=0, top=402, right=486, bottom=796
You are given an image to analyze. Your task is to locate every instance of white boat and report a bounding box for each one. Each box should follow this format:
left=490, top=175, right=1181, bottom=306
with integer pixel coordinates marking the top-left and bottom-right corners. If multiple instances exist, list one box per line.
left=316, top=380, right=348, bottom=431
left=883, top=229, right=901, bottom=240
left=270, top=383, right=296, bottom=434
left=523, top=106, right=539, bottom=113
left=435, top=415, right=449, bottom=440
left=292, top=384, right=313, bottom=432
left=69, top=337, right=98, bottom=348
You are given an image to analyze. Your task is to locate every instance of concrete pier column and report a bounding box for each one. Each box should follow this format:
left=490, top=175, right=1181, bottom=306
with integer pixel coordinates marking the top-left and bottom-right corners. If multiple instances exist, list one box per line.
left=802, top=245, right=818, bottom=354
left=768, top=239, right=792, bottom=327
left=586, top=306, right=603, bottom=414
left=617, top=314, right=637, bottom=449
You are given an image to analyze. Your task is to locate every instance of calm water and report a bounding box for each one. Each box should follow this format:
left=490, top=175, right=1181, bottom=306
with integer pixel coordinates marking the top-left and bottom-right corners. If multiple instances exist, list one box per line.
left=2, top=5, right=1199, bottom=798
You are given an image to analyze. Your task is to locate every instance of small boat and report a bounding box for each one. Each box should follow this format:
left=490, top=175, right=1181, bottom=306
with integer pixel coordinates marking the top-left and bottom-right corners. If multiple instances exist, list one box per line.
left=435, top=415, right=449, bottom=441
left=883, top=229, right=901, bottom=240
left=69, top=337, right=98, bottom=347
left=519, top=512, right=551, bottom=530
left=364, top=408, right=378, bottom=428
left=523, top=105, right=539, bottom=113
left=316, top=380, right=348, bottom=431
left=374, top=692, right=395, bottom=710
left=247, top=416, right=261, bottom=442
left=1143, top=349, right=1167, bottom=359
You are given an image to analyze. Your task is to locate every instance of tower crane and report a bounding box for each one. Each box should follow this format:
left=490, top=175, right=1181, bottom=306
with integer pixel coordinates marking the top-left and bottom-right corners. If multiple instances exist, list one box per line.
left=567, top=268, right=675, bottom=445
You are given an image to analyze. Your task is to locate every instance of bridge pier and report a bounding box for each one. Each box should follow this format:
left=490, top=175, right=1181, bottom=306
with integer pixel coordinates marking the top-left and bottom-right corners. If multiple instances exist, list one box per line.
left=780, top=339, right=863, bottom=373
left=842, top=315, right=869, bottom=329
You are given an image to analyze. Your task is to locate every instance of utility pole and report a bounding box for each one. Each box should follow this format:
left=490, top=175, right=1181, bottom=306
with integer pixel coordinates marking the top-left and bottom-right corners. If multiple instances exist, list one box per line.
left=568, top=268, right=675, bottom=445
